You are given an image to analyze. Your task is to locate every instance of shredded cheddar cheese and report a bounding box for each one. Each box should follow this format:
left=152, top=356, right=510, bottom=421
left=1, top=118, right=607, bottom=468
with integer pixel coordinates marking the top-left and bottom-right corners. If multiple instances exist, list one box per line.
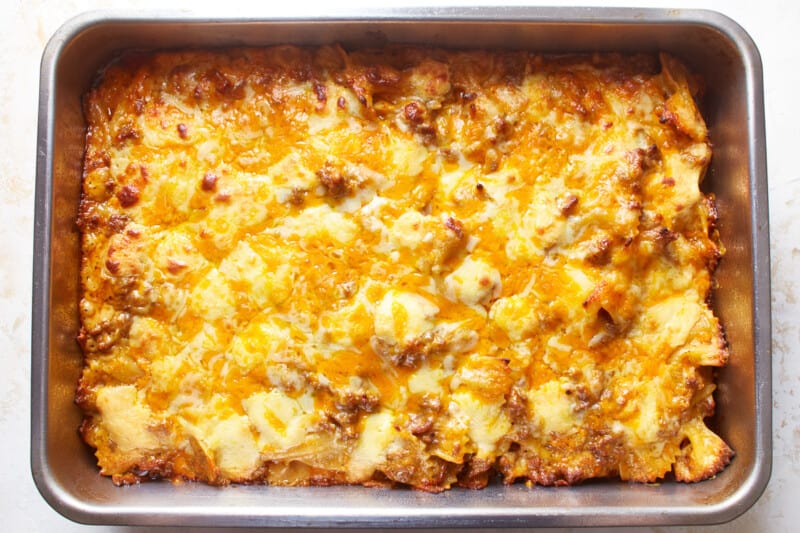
left=77, top=46, right=732, bottom=489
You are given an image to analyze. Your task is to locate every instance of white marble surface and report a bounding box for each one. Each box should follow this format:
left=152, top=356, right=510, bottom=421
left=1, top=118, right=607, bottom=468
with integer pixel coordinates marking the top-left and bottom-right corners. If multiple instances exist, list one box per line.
left=2, top=0, right=797, bottom=531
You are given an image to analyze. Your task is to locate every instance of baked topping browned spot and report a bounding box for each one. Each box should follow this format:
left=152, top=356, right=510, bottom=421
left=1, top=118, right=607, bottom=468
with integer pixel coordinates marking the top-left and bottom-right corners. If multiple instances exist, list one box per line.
left=115, top=185, right=139, bottom=207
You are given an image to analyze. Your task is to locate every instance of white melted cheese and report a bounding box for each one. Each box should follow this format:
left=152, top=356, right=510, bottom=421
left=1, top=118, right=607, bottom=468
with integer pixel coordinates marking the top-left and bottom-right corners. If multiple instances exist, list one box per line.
left=450, top=390, right=510, bottom=459
left=243, top=389, right=316, bottom=452
left=219, top=240, right=292, bottom=308
left=373, top=290, right=439, bottom=344
left=273, top=204, right=358, bottom=244
left=527, top=379, right=580, bottom=436
left=96, top=385, right=161, bottom=452
left=188, top=268, right=236, bottom=322
left=347, top=411, right=399, bottom=480
left=444, top=255, right=502, bottom=307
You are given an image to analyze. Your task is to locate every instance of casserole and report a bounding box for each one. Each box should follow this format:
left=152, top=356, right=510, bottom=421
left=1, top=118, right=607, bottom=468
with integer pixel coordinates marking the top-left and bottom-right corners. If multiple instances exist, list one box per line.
left=32, top=7, right=770, bottom=527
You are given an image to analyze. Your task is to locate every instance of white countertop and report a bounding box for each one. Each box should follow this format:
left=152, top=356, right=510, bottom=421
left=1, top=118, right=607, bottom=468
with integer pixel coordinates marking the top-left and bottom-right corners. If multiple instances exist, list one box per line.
left=3, top=0, right=796, bottom=531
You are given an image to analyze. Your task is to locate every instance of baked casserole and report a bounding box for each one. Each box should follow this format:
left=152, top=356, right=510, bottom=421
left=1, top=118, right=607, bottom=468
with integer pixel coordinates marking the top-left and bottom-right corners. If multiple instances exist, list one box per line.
left=76, top=45, right=732, bottom=490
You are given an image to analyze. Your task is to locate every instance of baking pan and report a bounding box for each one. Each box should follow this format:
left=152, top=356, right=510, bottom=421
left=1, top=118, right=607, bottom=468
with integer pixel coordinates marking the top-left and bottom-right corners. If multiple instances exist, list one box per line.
left=32, top=7, right=771, bottom=527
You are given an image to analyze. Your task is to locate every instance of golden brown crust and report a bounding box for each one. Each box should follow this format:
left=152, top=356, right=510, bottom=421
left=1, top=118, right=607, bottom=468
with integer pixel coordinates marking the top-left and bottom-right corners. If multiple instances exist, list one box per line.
left=77, top=45, right=731, bottom=490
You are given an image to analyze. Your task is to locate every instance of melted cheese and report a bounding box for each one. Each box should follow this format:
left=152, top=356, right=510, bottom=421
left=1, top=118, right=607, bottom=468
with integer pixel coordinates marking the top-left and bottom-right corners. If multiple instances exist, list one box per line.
left=527, top=379, right=580, bottom=436
left=78, top=46, right=730, bottom=489
left=95, top=385, right=161, bottom=452
left=374, top=290, right=439, bottom=344
left=444, top=256, right=501, bottom=307
left=243, top=390, right=316, bottom=452
left=273, top=205, right=358, bottom=244
left=451, top=390, right=511, bottom=459
left=347, top=411, right=399, bottom=479
left=201, top=413, right=261, bottom=478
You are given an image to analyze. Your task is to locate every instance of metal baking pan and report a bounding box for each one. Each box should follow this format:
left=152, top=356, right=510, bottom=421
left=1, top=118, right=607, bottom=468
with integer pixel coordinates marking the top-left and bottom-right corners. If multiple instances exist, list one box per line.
left=31, top=7, right=771, bottom=527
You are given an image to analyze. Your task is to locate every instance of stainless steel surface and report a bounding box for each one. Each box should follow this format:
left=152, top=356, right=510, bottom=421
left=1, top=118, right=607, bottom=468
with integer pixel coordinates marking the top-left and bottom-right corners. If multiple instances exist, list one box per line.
left=31, top=7, right=771, bottom=528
